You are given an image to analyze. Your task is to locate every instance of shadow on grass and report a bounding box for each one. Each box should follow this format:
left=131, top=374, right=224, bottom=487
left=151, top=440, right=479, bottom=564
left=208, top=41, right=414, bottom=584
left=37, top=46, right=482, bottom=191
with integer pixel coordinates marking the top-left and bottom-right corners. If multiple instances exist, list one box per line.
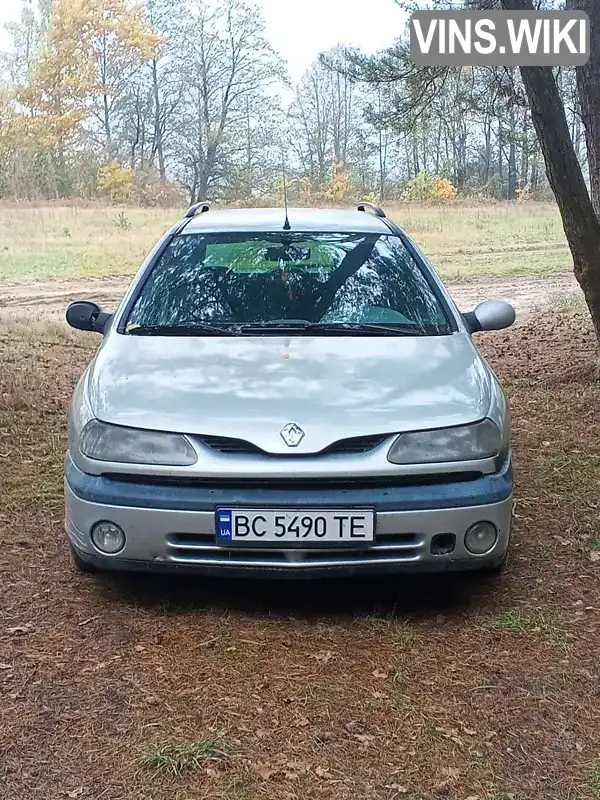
left=89, top=566, right=504, bottom=621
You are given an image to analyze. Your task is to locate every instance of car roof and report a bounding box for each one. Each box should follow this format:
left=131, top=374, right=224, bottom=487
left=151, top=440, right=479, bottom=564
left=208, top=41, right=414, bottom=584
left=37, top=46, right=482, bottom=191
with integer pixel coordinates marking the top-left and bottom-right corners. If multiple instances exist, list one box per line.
left=183, top=207, right=393, bottom=235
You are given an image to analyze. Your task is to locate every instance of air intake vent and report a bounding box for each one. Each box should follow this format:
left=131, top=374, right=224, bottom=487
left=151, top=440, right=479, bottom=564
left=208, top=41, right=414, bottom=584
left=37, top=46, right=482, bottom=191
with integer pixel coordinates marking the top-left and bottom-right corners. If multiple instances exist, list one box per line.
left=199, top=436, right=263, bottom=455
left=197, top=433, right=388, bottom=457
left=322, top=434, right=387, bottom=455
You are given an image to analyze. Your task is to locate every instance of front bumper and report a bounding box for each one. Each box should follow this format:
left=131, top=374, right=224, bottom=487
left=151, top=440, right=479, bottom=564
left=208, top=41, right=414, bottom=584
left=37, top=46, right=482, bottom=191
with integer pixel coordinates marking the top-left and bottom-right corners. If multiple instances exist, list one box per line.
left=64, top=456, right=513, bottom=578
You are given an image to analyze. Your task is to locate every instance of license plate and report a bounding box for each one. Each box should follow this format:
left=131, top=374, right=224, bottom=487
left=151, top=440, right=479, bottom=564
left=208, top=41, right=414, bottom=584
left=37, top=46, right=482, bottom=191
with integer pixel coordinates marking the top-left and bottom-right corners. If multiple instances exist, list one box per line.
left=216, top=508, right=375, bottom=546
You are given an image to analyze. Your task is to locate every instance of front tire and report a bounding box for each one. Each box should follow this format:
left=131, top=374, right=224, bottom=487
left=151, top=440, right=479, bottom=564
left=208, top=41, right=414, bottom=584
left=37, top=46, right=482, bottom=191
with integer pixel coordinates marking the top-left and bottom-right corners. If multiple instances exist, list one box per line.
left=485, top=552, right=508, bottom=574
left=69, top=544, right=97, bottom=573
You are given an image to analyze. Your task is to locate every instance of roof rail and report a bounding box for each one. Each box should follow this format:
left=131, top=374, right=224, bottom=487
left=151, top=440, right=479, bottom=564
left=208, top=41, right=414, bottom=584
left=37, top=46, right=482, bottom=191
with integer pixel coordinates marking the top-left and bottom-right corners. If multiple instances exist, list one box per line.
left=185, top=201, right=211, bottom=218
left=357, top=201, right=386, bottom=219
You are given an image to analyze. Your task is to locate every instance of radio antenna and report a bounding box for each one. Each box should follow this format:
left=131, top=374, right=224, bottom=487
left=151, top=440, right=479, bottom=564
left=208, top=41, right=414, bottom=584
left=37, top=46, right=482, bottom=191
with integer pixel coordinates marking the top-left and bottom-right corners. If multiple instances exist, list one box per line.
left=281, top=148, right=291, bottom=231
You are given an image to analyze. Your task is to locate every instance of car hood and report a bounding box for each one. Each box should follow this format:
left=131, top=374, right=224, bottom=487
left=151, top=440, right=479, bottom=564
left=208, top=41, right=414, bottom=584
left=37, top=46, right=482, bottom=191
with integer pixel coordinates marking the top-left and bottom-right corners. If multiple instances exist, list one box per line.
left=87, top=333, right=492, bottom=454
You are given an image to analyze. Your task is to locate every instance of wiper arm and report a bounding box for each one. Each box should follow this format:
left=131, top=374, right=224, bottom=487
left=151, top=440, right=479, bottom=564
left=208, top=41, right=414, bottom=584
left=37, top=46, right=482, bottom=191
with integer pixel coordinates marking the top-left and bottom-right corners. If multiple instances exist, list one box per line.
left=237, top=320, right=313, bottom=334
left=237, top=321, right=427, bottom=336
left=126, top=323, right=236, bottom=336
left=299, top=322, right=428, bottom=337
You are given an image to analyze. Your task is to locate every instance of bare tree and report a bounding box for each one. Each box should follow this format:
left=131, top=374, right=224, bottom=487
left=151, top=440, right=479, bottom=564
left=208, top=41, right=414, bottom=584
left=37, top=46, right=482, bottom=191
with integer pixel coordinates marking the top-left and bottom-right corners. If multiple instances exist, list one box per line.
left=174, top=0, right=286, bottom=202
left=288, top=61, right=334, bottom=186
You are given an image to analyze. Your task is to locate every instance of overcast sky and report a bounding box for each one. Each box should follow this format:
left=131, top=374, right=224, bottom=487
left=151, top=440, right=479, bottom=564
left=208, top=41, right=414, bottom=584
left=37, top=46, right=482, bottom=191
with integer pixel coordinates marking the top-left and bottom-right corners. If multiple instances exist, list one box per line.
left=0, top=0, right=406, bottom=83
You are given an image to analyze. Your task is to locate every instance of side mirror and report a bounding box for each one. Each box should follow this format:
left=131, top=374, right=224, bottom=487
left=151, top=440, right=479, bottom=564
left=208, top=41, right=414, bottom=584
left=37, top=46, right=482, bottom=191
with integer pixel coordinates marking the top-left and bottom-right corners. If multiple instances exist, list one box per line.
left=463, top=300, right=516, bottom=333
left=66, top=301, right=112, bottom=334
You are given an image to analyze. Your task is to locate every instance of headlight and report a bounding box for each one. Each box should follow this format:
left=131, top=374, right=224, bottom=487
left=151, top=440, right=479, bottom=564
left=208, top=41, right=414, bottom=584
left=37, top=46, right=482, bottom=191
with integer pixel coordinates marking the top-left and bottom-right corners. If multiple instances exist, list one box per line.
left=387, top=419, right=503, bottom=465
left=80, top=420, right=197, bottom=466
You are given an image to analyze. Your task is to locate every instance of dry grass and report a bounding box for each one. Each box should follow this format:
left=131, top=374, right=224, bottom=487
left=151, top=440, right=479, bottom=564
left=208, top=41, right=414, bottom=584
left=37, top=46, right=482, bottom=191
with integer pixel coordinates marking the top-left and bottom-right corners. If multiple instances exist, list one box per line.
left=0, top=204, right=180, bottom=282
left=1, top=312, right=600, bottom=799
left=396, top=201, right=570, bottom=279
left=0, top=201, right=570, bottom=282
left=551, top=291, right=589, bottom=316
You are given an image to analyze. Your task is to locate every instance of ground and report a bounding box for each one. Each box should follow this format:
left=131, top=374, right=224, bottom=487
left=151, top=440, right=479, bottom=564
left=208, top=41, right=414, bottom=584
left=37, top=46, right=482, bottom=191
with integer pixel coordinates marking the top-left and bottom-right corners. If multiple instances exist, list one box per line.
left=1, top=201, right=599, bottom=799
left=1, top=308, right=600, bottom=800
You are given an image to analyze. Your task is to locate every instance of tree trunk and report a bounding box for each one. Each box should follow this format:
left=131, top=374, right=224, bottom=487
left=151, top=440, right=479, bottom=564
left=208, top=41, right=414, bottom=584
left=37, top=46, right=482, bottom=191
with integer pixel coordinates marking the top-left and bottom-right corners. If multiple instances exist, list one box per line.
left=497, top=122, right=504, bottom=189
left=54, top=141, right=70, bottom=198
left=568, top=0, right=600, bottom=216
left=103, top=93, right=112, bottom=158
left=483, top=117, right=492, bottom=184
left=507, top=106, right=518, bottom=200
left=501, top=0, right=600, bottom=348
left=572, top=97, right=582, bottom=162
left=520, top=111, right=529, bottom=189
left=455, top=126, right=467, bottom=188
left=412, top=134, right=420, bottom=175
left=130, top=91, right=141, bottom=170
left=246, top=97, right=252, bottom=201
left=198, top=145, right=217, bottom=200
left=530, top=158, right=539, bottom=191
left=379, top=129, right=385, bottom=201
left=152, top=58, right=167, bottom=181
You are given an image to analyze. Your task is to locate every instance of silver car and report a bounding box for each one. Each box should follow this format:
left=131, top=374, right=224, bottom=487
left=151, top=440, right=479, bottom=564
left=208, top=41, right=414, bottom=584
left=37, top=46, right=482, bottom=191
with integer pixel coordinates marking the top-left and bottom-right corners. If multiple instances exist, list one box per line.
left=65, top=202, right=515, bottom=578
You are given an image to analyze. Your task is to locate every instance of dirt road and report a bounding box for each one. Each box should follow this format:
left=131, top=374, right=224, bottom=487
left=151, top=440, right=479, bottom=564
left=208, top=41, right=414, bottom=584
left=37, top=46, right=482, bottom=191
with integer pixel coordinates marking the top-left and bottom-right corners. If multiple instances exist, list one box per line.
left=0, top=271, right=581, bottom=322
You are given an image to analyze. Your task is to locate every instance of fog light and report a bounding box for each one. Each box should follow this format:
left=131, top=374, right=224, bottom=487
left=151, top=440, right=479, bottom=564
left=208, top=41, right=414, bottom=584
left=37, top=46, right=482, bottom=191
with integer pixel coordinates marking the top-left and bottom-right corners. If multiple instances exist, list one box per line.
left=464, top=522, right=498, bottom=555
left=91, top=521, right=125, bottom=554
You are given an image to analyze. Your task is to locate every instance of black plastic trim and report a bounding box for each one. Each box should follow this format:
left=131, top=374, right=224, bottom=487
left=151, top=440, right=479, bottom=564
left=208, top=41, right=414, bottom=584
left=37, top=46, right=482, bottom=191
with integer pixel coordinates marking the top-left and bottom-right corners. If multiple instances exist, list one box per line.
left=65, top=455, right=513, bottom=513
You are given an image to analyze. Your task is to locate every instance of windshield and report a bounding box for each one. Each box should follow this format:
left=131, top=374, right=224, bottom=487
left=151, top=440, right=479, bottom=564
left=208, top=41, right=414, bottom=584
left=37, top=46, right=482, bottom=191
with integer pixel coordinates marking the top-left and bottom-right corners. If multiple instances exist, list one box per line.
left=123, top=232, right=453, bottom=335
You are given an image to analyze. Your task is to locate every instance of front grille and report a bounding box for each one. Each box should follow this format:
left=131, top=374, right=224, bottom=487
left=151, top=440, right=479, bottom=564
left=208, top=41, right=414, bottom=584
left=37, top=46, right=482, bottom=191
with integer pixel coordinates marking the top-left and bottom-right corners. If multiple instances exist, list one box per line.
left=197, top=433, right=388, bottom=457
left=106, top=472, right=482, bottom=491
left=165, top=532, right=424, bottom=567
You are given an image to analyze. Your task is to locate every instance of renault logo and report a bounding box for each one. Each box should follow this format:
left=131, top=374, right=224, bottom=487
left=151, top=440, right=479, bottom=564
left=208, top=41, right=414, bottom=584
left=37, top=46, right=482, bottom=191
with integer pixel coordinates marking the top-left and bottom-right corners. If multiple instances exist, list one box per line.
left=280, top=422, right=305, bottom=447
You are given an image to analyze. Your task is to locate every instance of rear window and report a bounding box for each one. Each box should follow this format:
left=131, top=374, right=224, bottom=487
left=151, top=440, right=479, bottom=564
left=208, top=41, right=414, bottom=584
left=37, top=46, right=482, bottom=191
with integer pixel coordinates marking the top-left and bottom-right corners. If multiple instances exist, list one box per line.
left=124, top=232, right=452, bottom=335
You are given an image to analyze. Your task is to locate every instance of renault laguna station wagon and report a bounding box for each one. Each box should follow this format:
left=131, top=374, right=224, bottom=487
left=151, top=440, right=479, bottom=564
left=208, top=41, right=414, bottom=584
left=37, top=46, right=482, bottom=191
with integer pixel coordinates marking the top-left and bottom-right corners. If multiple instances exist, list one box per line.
left=64, top=202, right=515, bottom=578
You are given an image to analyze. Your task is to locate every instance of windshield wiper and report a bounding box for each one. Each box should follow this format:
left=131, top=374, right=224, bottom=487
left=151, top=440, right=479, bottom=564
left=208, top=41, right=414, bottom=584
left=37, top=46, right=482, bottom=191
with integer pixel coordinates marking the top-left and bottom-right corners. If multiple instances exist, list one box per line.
left=126, top=323, right=237, bottom=336
left=304, top=322, right=428, bottom=336
left=238, top=321, right=428, bottom=336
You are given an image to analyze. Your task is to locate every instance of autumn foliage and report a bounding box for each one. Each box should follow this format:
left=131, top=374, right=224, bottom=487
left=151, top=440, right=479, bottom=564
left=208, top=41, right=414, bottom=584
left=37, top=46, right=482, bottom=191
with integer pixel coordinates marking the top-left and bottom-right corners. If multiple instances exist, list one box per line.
left=0, top=0, right=161, bottom=198
left=98, top=160, right=135, bottom=203
left=402, top=171, right=459, bottom=204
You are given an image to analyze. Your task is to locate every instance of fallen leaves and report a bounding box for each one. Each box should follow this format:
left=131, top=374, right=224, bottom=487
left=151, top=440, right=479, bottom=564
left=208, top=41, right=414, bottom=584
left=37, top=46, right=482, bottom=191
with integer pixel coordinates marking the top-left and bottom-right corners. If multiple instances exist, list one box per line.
left=372, top=667, right=389, bottom=679
left=353, top=733, right=376, bottom=745
left=433, top=766, right=460, bottom=791
left=6, top=624, right=33, bottom=635
left=311, top=650, right=335, bottom=663
left=253, top=756, right=334, bottom=783
left=2, top=312, right=600, bottom=800
left=254, top=763, right=278, bottom=781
